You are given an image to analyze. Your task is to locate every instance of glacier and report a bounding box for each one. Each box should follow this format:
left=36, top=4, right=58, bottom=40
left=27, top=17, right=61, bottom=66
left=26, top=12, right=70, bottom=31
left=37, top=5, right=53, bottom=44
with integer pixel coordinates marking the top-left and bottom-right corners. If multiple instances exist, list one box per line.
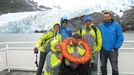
left=0, top=0, right=134, bottom=33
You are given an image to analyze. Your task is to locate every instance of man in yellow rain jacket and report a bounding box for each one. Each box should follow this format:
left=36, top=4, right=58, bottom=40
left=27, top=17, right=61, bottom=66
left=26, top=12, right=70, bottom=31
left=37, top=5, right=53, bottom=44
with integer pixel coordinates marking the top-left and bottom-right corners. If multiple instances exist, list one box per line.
left=77, top=15, right=102, bottom=75
left=62, top=33, right=90, bottom=75
left=44, top=39, right=62, bottom=75
left=34, top=22, right=62, bottom=75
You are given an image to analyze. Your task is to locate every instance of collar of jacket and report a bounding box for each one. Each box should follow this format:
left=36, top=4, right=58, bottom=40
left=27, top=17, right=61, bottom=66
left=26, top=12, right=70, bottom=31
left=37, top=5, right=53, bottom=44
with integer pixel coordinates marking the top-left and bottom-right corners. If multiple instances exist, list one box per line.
left=60, top=26, right=66, bottom=29
left=103, top=19, right=114, bottom=25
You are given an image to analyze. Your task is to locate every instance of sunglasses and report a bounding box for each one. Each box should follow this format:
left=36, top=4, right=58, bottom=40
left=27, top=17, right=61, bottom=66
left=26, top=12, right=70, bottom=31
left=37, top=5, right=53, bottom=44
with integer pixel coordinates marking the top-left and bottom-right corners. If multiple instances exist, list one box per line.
left=62, top=21, right=68, bottom=24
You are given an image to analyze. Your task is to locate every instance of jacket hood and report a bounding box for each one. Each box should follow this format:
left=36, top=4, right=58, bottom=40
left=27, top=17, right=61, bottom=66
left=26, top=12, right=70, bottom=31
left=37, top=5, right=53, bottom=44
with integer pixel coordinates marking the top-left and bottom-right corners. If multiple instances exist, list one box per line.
left=60, top=17, right=68, bottom=23
left=84, top=15, right=93, bottom=23
left=52, top=22, right=60, bottom=31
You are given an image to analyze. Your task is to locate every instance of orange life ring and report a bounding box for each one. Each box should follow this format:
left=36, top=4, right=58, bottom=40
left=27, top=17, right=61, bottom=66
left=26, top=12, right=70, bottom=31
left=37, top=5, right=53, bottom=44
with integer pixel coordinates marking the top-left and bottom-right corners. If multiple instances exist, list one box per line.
left=61, top=38, right=92, bottom=64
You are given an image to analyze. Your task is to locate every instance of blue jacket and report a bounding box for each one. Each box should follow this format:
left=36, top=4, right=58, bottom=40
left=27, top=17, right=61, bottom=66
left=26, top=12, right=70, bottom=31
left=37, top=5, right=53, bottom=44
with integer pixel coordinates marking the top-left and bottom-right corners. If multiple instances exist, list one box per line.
left=60, top=26, right=72, bottom=40
left=99, top=21, right=124, bottom=51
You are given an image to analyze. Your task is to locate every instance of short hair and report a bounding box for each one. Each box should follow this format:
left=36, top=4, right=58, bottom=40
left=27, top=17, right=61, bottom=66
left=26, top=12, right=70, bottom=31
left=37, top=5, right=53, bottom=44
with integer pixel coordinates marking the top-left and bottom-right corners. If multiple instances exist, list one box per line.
left=103, top=12, right=112, bottom=17
left=54, top=23, right=60, bottom=28
left=72, top=33, right=81, bottom=39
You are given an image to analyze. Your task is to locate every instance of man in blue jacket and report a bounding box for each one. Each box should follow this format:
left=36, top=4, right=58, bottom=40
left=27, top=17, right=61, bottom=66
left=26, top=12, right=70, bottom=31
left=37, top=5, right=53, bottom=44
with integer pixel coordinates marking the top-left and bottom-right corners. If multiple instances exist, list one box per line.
left=60, top=17, right=72, bottom=40
left=99, top=12, right=124, bottom=75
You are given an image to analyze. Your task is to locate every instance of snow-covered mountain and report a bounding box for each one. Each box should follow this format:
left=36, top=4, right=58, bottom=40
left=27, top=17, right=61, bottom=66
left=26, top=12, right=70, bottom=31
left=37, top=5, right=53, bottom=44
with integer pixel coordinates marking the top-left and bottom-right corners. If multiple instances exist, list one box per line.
left=0, top=0, right=134, bottom=33
left=33, top=0, right=134, bottom=16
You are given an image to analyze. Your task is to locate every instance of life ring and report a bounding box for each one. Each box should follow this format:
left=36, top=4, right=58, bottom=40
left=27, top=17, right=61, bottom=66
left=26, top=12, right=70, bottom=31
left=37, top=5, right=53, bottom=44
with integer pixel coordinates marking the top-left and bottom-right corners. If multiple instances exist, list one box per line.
left=61, top=38, right=92, bottom=64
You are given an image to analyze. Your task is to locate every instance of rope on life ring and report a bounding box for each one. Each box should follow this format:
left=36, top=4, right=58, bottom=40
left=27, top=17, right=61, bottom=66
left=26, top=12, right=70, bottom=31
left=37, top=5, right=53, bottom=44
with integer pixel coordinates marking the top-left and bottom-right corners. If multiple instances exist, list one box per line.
left=60, top=38, right=92, bottom=64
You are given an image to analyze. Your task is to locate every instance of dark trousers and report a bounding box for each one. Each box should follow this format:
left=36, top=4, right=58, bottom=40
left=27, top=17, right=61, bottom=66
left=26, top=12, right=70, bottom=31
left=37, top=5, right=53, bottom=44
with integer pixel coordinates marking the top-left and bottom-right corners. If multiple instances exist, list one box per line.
left=100, top=50, right=119, bottom=75
left=88, top=61, right=91, bottom=75
left=62, top=63, right=89, bottom=75
left=36, top=52, right=47, bottom=75
left=91, top=52, right=99, bottom=75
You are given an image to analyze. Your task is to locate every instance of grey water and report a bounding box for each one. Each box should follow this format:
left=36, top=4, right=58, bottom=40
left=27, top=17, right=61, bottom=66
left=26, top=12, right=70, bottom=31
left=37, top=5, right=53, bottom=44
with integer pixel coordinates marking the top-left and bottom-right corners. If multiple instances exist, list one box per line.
left=0, top=31, right=134, bottom=48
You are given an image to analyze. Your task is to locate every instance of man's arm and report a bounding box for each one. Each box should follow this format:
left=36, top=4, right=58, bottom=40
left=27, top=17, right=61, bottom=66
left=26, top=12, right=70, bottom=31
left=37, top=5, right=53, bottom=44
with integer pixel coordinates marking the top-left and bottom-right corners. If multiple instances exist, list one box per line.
left=114, top=23, right=124, bottom=49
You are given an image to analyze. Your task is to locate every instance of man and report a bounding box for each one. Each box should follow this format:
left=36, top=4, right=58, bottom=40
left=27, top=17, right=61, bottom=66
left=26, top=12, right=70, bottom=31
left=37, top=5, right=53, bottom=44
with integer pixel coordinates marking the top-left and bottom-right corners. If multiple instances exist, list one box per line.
left=60, top=17, right=72, bottom=40
left=99, top=12, right=124, bottom=75
left=78, top=15, right=102, bottom=75
left=62, top=33, right=90, bottom=75
left=34, top=22, right=62, bottom=75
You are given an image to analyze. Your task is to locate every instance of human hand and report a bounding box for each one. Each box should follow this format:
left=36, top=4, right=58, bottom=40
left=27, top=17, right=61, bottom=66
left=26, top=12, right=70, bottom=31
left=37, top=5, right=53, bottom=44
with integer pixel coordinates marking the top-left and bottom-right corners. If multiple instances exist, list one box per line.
left=34, top=47, right=38, bottom=54
left=58, top=55, right=63, bottom=61
left=90, top=59, right=94, bottom=64
left=55, top=42, right=61, bottom=52
left=112, top=48, right=118, bottom=52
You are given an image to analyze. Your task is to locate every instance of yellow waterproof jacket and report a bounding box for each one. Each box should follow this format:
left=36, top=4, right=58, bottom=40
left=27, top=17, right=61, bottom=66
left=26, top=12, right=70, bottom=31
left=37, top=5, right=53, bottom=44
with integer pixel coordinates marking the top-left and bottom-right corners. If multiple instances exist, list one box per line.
left=78, top=24, right=102, bottom=52
left=36, top=22, right=62, bottom=53
left=44, top=39, right=62, bottom=75
left=44, top=51, right=62, bottom=75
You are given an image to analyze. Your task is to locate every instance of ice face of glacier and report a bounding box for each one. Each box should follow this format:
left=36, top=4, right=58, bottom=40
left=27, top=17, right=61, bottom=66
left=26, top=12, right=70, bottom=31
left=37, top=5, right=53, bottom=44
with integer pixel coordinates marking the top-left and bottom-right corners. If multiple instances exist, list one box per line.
left=0, top=0, right=134, bottom=33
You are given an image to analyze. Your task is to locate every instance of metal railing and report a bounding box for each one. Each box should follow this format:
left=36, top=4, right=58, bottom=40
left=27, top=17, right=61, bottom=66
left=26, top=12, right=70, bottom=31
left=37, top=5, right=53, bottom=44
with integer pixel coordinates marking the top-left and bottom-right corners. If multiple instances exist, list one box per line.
left=0, top=41, right=134, bottom=74
left=0, top=42, right=36, bottom=72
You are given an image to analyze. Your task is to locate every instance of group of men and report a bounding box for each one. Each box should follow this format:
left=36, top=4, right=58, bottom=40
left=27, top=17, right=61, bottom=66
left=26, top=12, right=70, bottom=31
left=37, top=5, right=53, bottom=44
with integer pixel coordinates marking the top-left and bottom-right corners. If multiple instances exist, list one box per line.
left=34, top=11, right=124, bottom=75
